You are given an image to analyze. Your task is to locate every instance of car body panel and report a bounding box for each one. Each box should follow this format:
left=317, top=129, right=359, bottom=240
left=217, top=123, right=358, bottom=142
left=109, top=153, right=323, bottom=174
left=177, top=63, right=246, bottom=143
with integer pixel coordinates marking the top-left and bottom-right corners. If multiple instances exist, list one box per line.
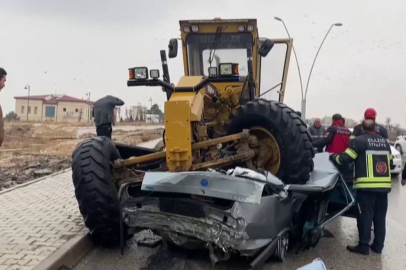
left=394, top=135, right=406, bottom=154
left=391, top=145, right=403, bottom=174
left=142, top=171, right=266, bottom=204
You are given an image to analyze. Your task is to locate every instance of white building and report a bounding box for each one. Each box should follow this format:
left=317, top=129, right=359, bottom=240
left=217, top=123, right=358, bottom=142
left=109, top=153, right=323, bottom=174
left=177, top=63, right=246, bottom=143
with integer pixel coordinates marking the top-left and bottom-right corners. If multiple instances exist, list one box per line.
left=145, top=114, right=160, bottom=123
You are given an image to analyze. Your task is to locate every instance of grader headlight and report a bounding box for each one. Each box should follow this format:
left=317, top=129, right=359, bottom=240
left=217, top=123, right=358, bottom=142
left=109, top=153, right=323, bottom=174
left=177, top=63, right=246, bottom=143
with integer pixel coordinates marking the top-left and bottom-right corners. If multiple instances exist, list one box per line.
left=129, top=67, right=148, bottom=80
left=219, top=63, right=239, bottom=77
left=150, top=69, right=160, bottom=80
left=208, top=67, right=218, bottom=77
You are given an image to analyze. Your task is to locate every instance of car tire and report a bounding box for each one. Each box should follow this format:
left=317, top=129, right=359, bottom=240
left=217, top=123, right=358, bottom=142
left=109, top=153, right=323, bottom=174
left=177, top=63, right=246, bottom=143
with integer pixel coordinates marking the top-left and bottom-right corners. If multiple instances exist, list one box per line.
left=72, top=137, right=129, bottom=245
left=227, top=99, right=315, bottom=184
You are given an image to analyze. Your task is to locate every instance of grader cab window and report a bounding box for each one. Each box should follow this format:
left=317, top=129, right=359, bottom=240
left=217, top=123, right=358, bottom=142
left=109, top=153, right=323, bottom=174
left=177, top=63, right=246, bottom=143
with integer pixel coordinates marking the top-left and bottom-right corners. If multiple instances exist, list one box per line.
left=259, top=42, right=289, bottom=101
left=186, top=33, right=253, bottom=76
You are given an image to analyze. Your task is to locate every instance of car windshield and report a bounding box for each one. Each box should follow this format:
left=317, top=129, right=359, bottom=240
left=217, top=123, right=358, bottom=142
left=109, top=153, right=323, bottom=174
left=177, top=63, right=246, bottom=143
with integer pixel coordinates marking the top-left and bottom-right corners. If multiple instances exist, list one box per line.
left=186, top=32, right=253, bottom=76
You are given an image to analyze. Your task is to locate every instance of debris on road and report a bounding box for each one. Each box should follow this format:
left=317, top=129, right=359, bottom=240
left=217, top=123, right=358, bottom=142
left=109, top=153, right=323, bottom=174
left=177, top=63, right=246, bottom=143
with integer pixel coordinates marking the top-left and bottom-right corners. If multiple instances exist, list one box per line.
left=134, top=230, right=163, bottom=248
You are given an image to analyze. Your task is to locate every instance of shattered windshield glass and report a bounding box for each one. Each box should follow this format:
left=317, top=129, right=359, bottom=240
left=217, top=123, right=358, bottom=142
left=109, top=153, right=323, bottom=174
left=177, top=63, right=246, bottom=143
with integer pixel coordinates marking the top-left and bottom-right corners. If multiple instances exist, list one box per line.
left=186, top=33, right=253, bottom=76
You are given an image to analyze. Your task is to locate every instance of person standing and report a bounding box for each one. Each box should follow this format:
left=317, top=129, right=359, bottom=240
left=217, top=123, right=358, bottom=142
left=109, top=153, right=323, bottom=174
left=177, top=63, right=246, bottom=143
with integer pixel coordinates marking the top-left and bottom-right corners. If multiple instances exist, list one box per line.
left=308, top=118, right=326, bottom=153
left=92, top=95, right=124, bottom=139
left=352, top=108, right=388, bottom=139
left=402, top=165, right=406, bottom=187
left=330, top=119, right=393, bottom=255
left=0, top=67, right=7, bottom=147
left=312, top=114, right=351, bottom=154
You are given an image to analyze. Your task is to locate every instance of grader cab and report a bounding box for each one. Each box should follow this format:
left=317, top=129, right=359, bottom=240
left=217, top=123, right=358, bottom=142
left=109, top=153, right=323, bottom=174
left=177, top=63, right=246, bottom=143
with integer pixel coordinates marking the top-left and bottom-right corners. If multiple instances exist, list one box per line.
left=72, top=19, right=330, bottom=260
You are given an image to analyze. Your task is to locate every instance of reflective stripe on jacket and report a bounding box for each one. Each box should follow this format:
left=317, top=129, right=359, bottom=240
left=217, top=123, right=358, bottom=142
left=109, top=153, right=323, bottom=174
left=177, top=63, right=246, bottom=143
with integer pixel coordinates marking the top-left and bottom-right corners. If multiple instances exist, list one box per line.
left=335, top=133, right=392, bottom=191
left=308, top=125, right=326, bottom=143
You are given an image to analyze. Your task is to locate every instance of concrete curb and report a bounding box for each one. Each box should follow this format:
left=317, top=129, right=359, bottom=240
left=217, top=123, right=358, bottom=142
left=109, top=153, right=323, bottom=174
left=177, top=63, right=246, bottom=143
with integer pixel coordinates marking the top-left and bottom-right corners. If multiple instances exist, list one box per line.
left=33, top=231, right=94, bottom=270
left=0, top=168, right=72, bottom=195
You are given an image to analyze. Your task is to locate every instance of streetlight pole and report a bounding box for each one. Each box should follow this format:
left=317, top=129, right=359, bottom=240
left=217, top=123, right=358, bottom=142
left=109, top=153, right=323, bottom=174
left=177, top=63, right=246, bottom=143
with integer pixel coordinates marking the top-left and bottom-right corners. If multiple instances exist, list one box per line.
left=24, top=85, right=30, bottom=121
left=304, top=23, right=343, bottom=99
left=274, top=18, right=342, bottom=120
left=86, top=92, right=91, bottom=122
left=274, top=17, right=304, bottom=102
left=303, top=23, right=342, bottom=120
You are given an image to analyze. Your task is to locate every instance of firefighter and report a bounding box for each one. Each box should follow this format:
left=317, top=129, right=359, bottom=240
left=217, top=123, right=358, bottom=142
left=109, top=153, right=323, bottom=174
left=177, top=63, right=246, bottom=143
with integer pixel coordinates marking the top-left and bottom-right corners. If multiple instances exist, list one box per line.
left=330, top=119, right=393, bottom=255
left=351, top=108, right=388, bottom=139
left=312, top=114, right=351, bottom=154
left=92, top=95, right=124, bottom=139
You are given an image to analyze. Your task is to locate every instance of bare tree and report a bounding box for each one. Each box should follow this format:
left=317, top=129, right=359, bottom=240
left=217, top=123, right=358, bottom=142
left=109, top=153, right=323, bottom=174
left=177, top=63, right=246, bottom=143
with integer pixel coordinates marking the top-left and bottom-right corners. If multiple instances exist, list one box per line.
left=125, top=107, right=130, bottom=121
left=78, top=108, right=83, bottom=122
left=385, top=117, right=392, bottom=131
left=393, top=123, right=404, bottom=136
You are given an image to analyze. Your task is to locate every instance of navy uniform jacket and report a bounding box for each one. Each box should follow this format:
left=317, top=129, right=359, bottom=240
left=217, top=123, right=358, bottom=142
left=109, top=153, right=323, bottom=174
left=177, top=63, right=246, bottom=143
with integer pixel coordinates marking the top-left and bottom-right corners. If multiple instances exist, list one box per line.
left=331, top=133, right=393, bottom=192
left=352, top=123, right=388, bottom=139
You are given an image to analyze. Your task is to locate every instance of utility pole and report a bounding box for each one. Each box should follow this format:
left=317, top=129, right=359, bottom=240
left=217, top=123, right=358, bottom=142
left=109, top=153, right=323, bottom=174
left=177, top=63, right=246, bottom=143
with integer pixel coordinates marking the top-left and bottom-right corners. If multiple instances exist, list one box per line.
left=149, top=98, right=152, bottom=111
left=24, top=85, right=30, bottom=121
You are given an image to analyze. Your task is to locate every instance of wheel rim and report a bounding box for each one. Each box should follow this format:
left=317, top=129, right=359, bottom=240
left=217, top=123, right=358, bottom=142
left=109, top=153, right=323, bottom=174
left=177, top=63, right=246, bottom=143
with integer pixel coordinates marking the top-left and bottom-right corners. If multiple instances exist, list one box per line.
left=249, top=127, right=281, bottom=175
left=276, top=232, right=289, bottom=261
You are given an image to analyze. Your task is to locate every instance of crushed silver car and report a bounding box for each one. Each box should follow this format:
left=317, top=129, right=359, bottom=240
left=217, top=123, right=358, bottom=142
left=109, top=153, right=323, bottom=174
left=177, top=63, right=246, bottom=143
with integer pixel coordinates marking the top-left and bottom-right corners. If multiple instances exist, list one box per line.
left=117, top=153, right=355, bottom=269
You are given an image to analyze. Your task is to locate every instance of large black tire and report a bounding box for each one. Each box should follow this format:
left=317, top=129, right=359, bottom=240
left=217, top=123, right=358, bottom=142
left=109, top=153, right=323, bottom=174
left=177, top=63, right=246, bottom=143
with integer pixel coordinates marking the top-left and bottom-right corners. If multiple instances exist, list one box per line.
left=72, top=136, right=126, bottom=245
left=227, top=99, right=314, bottom=184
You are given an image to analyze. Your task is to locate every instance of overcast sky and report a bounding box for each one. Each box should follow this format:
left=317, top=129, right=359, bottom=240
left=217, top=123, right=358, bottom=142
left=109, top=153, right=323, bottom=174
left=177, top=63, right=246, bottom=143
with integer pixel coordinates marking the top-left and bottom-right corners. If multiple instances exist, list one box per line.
left=0, top=0, right=405, bottom=125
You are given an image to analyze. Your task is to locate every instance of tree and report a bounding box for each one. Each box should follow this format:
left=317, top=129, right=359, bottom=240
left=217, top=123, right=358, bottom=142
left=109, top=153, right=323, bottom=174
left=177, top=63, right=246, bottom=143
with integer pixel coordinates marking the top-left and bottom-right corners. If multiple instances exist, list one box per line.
left=393, top=123, right=405, bottom=136
left=78, top=108, right=83, bottom=122
left=148, top=103, right=164, bottom=122
left=129, top=114, right=134, bottom=122
left=385, top=117, right=392, bottom=131
left=4, top=111, right=20, bottom=121
left=120, top=116, right=123, bottom=122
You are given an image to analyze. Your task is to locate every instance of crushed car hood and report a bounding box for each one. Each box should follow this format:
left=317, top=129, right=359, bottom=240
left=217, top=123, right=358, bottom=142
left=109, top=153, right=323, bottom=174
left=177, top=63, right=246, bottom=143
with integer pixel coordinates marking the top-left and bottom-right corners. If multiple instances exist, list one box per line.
left=142, top=171, right=265, bottom=204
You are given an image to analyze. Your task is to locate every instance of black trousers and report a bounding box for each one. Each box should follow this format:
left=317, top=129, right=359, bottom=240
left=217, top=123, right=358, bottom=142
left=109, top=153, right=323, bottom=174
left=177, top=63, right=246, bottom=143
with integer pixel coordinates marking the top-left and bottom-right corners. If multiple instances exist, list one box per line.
left=356, top=190, right=388, bottom=250
left=96, top=124, right=112, bottom=139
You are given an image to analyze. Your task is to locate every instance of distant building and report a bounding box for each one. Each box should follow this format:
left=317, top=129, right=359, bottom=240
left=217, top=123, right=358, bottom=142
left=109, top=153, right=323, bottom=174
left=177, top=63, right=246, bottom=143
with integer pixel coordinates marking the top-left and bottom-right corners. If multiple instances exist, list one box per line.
left=131, top=105, right=148, bottom=120
left=145, top=114, right=160, bottom=123
left=14, top=94, right=94, bottom=122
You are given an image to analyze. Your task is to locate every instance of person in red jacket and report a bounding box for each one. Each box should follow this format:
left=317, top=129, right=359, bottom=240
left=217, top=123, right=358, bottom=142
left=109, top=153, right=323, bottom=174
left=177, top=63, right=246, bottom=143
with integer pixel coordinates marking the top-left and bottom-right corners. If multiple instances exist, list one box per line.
left=312, top=114, right=351, bottom=154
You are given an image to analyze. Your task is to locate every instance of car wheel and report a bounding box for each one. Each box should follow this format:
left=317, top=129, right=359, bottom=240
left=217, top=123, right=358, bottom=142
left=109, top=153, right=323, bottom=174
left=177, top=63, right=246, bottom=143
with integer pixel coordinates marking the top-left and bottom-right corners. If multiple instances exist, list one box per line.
left=274, top=231, right=289, bottom=262
left=396, top=144, right=403, bottom=155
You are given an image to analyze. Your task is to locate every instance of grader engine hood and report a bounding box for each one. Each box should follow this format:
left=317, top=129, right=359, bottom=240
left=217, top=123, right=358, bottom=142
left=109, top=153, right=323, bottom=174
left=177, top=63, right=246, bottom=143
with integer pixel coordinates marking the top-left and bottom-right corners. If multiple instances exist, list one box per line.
left=165, top=76, right=205, bottom=171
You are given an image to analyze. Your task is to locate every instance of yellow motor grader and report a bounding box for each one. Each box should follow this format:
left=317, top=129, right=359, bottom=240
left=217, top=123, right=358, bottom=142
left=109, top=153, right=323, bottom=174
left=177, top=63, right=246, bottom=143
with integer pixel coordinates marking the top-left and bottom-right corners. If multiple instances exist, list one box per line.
left=118, top=18, right=314, bottom=181
left=72, top=18, right=320, bottom=253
